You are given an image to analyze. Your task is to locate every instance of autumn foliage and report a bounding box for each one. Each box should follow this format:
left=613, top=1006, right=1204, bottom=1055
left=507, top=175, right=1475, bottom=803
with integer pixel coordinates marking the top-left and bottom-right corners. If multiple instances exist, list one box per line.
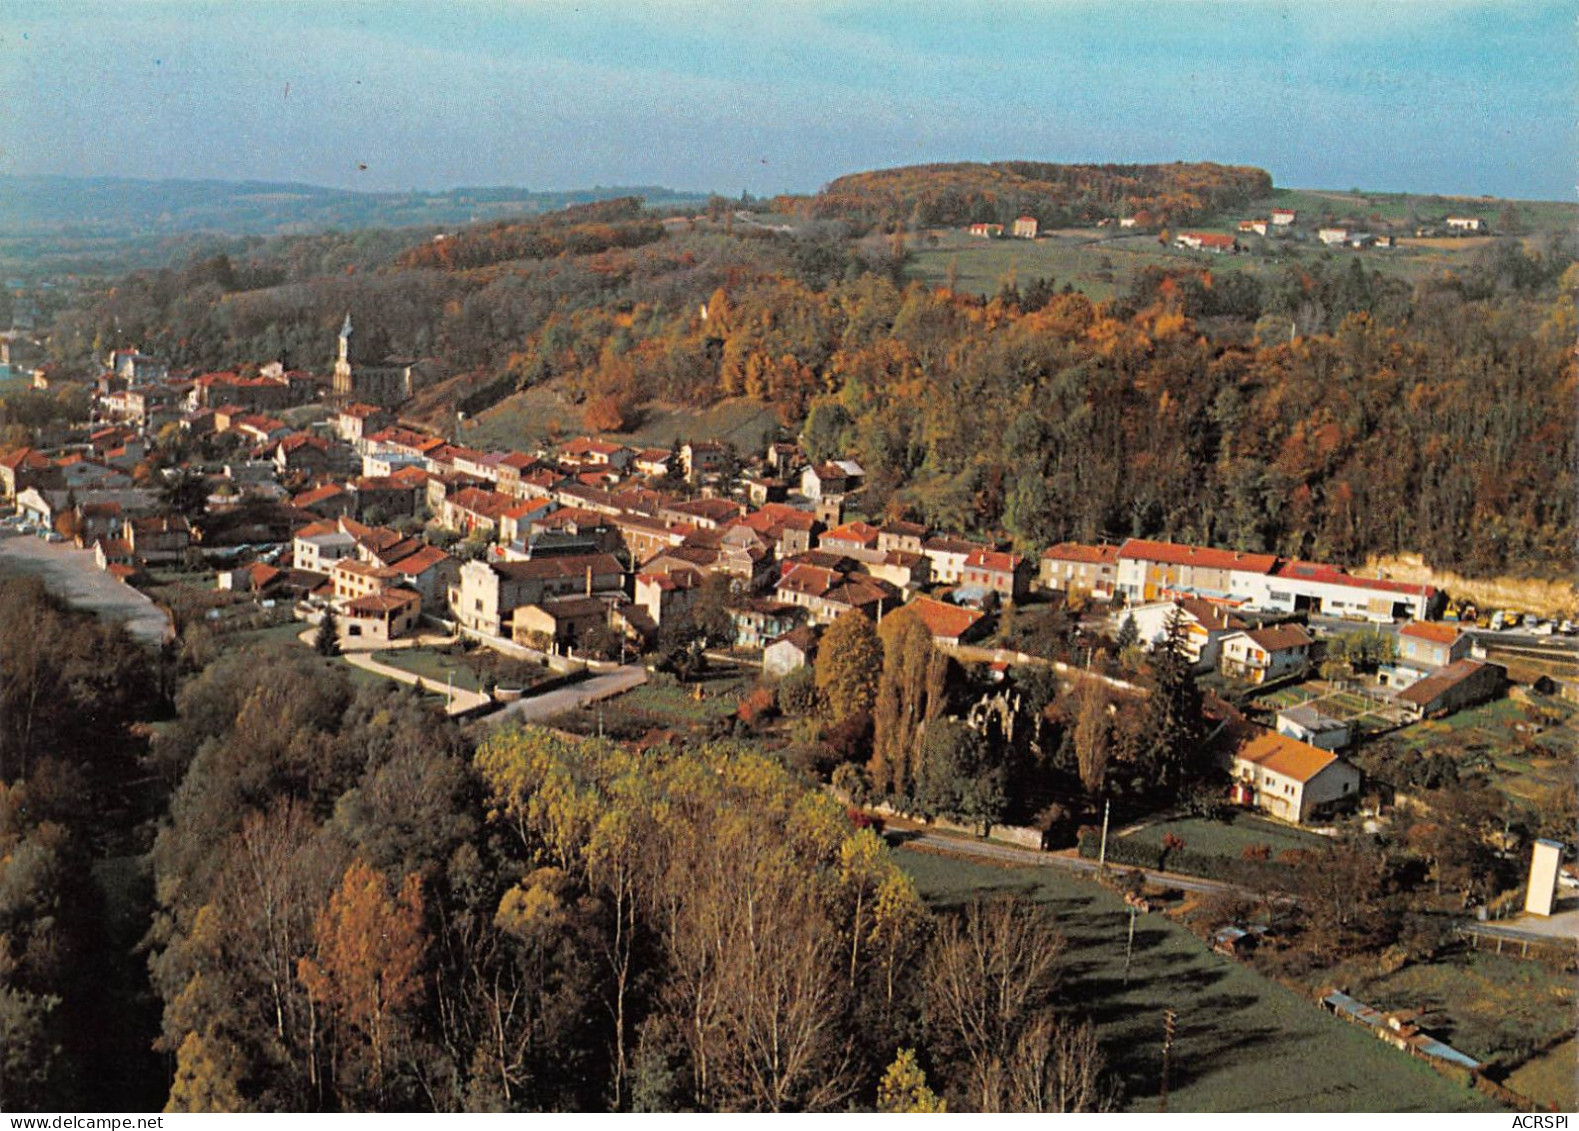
left=803, top=160, right=1272, bottom=230
left=298, top=859, right=426, bottom=1096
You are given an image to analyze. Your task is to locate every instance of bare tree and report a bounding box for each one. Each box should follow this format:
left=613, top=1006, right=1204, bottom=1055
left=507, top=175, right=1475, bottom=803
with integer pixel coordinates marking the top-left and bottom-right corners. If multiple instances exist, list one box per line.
left=923, top=897, right=1065, bottom=1111
left=1006, top=1013, right=1118, bottom=1112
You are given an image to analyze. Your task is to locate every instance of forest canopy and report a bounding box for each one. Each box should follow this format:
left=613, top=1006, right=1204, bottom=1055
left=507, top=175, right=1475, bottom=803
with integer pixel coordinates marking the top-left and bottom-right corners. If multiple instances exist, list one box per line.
left=795, top=161, right=1274, bottom=230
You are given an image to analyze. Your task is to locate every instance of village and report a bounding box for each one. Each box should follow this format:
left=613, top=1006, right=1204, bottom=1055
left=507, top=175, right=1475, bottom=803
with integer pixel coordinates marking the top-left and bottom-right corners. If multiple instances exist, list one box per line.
left=2, top=326, right=1573, bottom=839
left=1, top=320, right=1574, bottom=1111
left=966, top=202, right=1494, bottom=257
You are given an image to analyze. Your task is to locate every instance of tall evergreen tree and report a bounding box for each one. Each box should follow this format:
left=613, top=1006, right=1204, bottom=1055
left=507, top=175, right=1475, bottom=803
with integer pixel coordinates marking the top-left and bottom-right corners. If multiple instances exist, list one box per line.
left=315, top=610, right=340, bottom=657
left=1134, top=610, right=1205, bottom=793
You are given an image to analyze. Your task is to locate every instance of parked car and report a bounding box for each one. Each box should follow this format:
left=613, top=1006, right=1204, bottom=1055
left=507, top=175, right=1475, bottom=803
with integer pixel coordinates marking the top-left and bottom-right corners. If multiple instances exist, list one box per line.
left=1530, top=620, right=1554, bottom=636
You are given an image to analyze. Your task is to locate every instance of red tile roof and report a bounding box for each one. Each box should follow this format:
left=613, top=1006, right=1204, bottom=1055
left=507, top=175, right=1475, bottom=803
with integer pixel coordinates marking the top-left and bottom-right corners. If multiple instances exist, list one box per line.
left=493, top=553, right=624, bottom=583
left=822, top=521, right=881, bottom=548
left=1399, top=620, right=1461, bottom=647
left=345, top=589, right=421, bottom=616
left=1244, top=623, right=1314, bottom=652
left=449, top=487, right=516, bottom=520
left=1272, top=560, right=1437, bottom=598
left=1232, top=728, right=1340, bottom=784
left=1041, top=541, right=1119, bottom=565
left=904, top=595, right=985, bottom=641
left=1395, top=660, right=1496, bottom=709
left=965, top=550, right=1024, bottom=573
left=292, top=484, right=346, bottom=508
left=1119, top=539, right=1278, bottom=575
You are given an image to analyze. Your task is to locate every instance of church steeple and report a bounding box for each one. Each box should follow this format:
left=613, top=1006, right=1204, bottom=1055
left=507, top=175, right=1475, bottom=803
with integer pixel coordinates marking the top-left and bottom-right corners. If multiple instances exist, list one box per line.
left=332, top=312, right=354, bottom=401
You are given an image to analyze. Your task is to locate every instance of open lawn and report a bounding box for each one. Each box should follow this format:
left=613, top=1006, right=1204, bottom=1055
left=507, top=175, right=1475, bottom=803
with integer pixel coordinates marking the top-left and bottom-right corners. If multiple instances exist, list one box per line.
left=1506, top=1038, right=1576, bottom=1112
left=608, top=670, right=749, bottom=724
left=214, top=619, right=311, bottom=655
left=467, top=386, right=781, bottom=455
left=1121, top=813, right=1324, bottom=861
left=550, top=669, right=752, bottom=739
left=373, top=646, right=489, bottom=692
left=896, top=847, right=1497, bottom=1113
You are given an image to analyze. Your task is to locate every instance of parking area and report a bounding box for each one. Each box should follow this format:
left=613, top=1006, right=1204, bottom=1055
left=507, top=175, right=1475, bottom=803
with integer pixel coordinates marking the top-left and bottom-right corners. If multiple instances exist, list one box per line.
left=0, top=529, right=172, bottom=644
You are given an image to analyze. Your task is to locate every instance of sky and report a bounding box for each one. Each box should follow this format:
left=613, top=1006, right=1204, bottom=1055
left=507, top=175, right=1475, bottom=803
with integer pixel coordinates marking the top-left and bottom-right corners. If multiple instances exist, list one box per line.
left=0, top=1, right=1571, bottom=201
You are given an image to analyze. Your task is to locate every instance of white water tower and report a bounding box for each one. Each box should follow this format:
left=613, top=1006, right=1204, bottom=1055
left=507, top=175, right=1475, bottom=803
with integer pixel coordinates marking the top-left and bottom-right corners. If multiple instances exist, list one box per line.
left=1524, top=839, right=1563, bottom=917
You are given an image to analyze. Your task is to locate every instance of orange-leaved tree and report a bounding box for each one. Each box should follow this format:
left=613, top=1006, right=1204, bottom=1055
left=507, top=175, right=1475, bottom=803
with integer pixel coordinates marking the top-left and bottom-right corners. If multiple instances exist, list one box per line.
left=298, top=859, right=425, bottom=1105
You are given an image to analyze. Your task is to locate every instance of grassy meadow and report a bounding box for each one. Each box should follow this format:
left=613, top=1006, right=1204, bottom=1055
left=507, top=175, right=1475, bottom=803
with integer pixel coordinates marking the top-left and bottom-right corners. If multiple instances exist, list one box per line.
left=896, top=846, right=1498, bottom=1113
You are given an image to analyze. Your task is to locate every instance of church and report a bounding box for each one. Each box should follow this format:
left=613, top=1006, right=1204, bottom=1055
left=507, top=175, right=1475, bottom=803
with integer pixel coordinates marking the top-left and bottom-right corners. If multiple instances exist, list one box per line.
left=330, top=314, right=441, bottom=408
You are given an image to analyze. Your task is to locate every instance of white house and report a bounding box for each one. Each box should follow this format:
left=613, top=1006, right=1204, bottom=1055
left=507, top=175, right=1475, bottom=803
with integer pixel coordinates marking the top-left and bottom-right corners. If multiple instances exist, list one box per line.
left=1275, top=704, right=1351, bottom=752
left=1112, top=598, right=1247, bottom=672
left=1225, top=727, right=1362, bottom=824
left=1218, top=623, right=1314, bottom=684
left=292, top=520, right=359, bottom=574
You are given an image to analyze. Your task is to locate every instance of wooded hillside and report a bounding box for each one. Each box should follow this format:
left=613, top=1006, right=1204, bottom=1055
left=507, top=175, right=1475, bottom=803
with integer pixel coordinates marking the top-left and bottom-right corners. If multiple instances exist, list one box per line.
left=797, top=161, right=1273, bottom=229
left=27, top=173, right=1577, bottom=579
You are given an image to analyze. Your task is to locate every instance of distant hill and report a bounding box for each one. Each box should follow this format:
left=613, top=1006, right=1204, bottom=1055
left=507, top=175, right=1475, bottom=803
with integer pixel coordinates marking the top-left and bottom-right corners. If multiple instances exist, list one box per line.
left=785, top=160, right=1273, bottom=229
left=0, top=175, right=710, bottom=240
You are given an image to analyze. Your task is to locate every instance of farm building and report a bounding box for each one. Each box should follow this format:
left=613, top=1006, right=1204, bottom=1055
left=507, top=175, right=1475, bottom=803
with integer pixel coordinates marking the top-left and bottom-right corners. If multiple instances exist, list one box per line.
left=1394, top=659, right=1505, bottom=720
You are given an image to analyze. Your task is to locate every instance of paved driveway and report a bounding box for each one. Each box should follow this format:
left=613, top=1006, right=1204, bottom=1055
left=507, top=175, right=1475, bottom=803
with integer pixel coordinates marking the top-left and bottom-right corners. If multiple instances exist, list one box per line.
left=485, top=664, right=648, bottom=725
left=0, top=531, right=172, bottom=644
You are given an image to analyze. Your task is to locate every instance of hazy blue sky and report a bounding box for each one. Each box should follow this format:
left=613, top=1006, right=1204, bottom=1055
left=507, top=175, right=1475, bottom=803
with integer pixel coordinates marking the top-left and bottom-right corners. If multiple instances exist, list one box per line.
left=1, top=1, right=1571, bottom=200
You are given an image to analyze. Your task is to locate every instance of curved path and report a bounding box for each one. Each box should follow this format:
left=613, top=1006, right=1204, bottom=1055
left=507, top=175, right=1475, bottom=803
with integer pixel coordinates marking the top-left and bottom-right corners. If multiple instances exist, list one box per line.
left=485, top=664, right=648, bottom=726
left=294, top=626, right=492, bottom=714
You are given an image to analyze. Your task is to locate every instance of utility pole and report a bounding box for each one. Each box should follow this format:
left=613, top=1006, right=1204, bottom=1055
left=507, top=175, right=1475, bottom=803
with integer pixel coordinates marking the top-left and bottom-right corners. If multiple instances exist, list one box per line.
left=1160, top=1008, right=1177, bottom=1113
left=1098, top=798, right=1111, bottom=870
left=1122, top=900, right=1138, bottom=985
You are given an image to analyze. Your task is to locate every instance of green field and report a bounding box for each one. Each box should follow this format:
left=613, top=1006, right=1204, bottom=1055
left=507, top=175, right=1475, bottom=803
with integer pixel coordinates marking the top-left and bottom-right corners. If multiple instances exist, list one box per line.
left=550, top=669, right=753, bottom=739
left=605, top=670, right=750, bottom=723
left=908, top=185, right=1577, bottom=304
left=215, top=619, right=311, bottom=654
left=1121, top=813, right=1324, bottom=861
left=1506, top=1038, right=1576, bottom=1112
left=373, top=646, right=489, bottom=692
left=896, top=847, right=1497, bottom=1112
left=467, top=387, right=781, bottom=454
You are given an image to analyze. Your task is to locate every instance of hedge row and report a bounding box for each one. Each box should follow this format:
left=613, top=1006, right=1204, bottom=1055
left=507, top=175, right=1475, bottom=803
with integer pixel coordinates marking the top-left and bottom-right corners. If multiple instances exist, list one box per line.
left=1076, top=828, right=1291, bottom=889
